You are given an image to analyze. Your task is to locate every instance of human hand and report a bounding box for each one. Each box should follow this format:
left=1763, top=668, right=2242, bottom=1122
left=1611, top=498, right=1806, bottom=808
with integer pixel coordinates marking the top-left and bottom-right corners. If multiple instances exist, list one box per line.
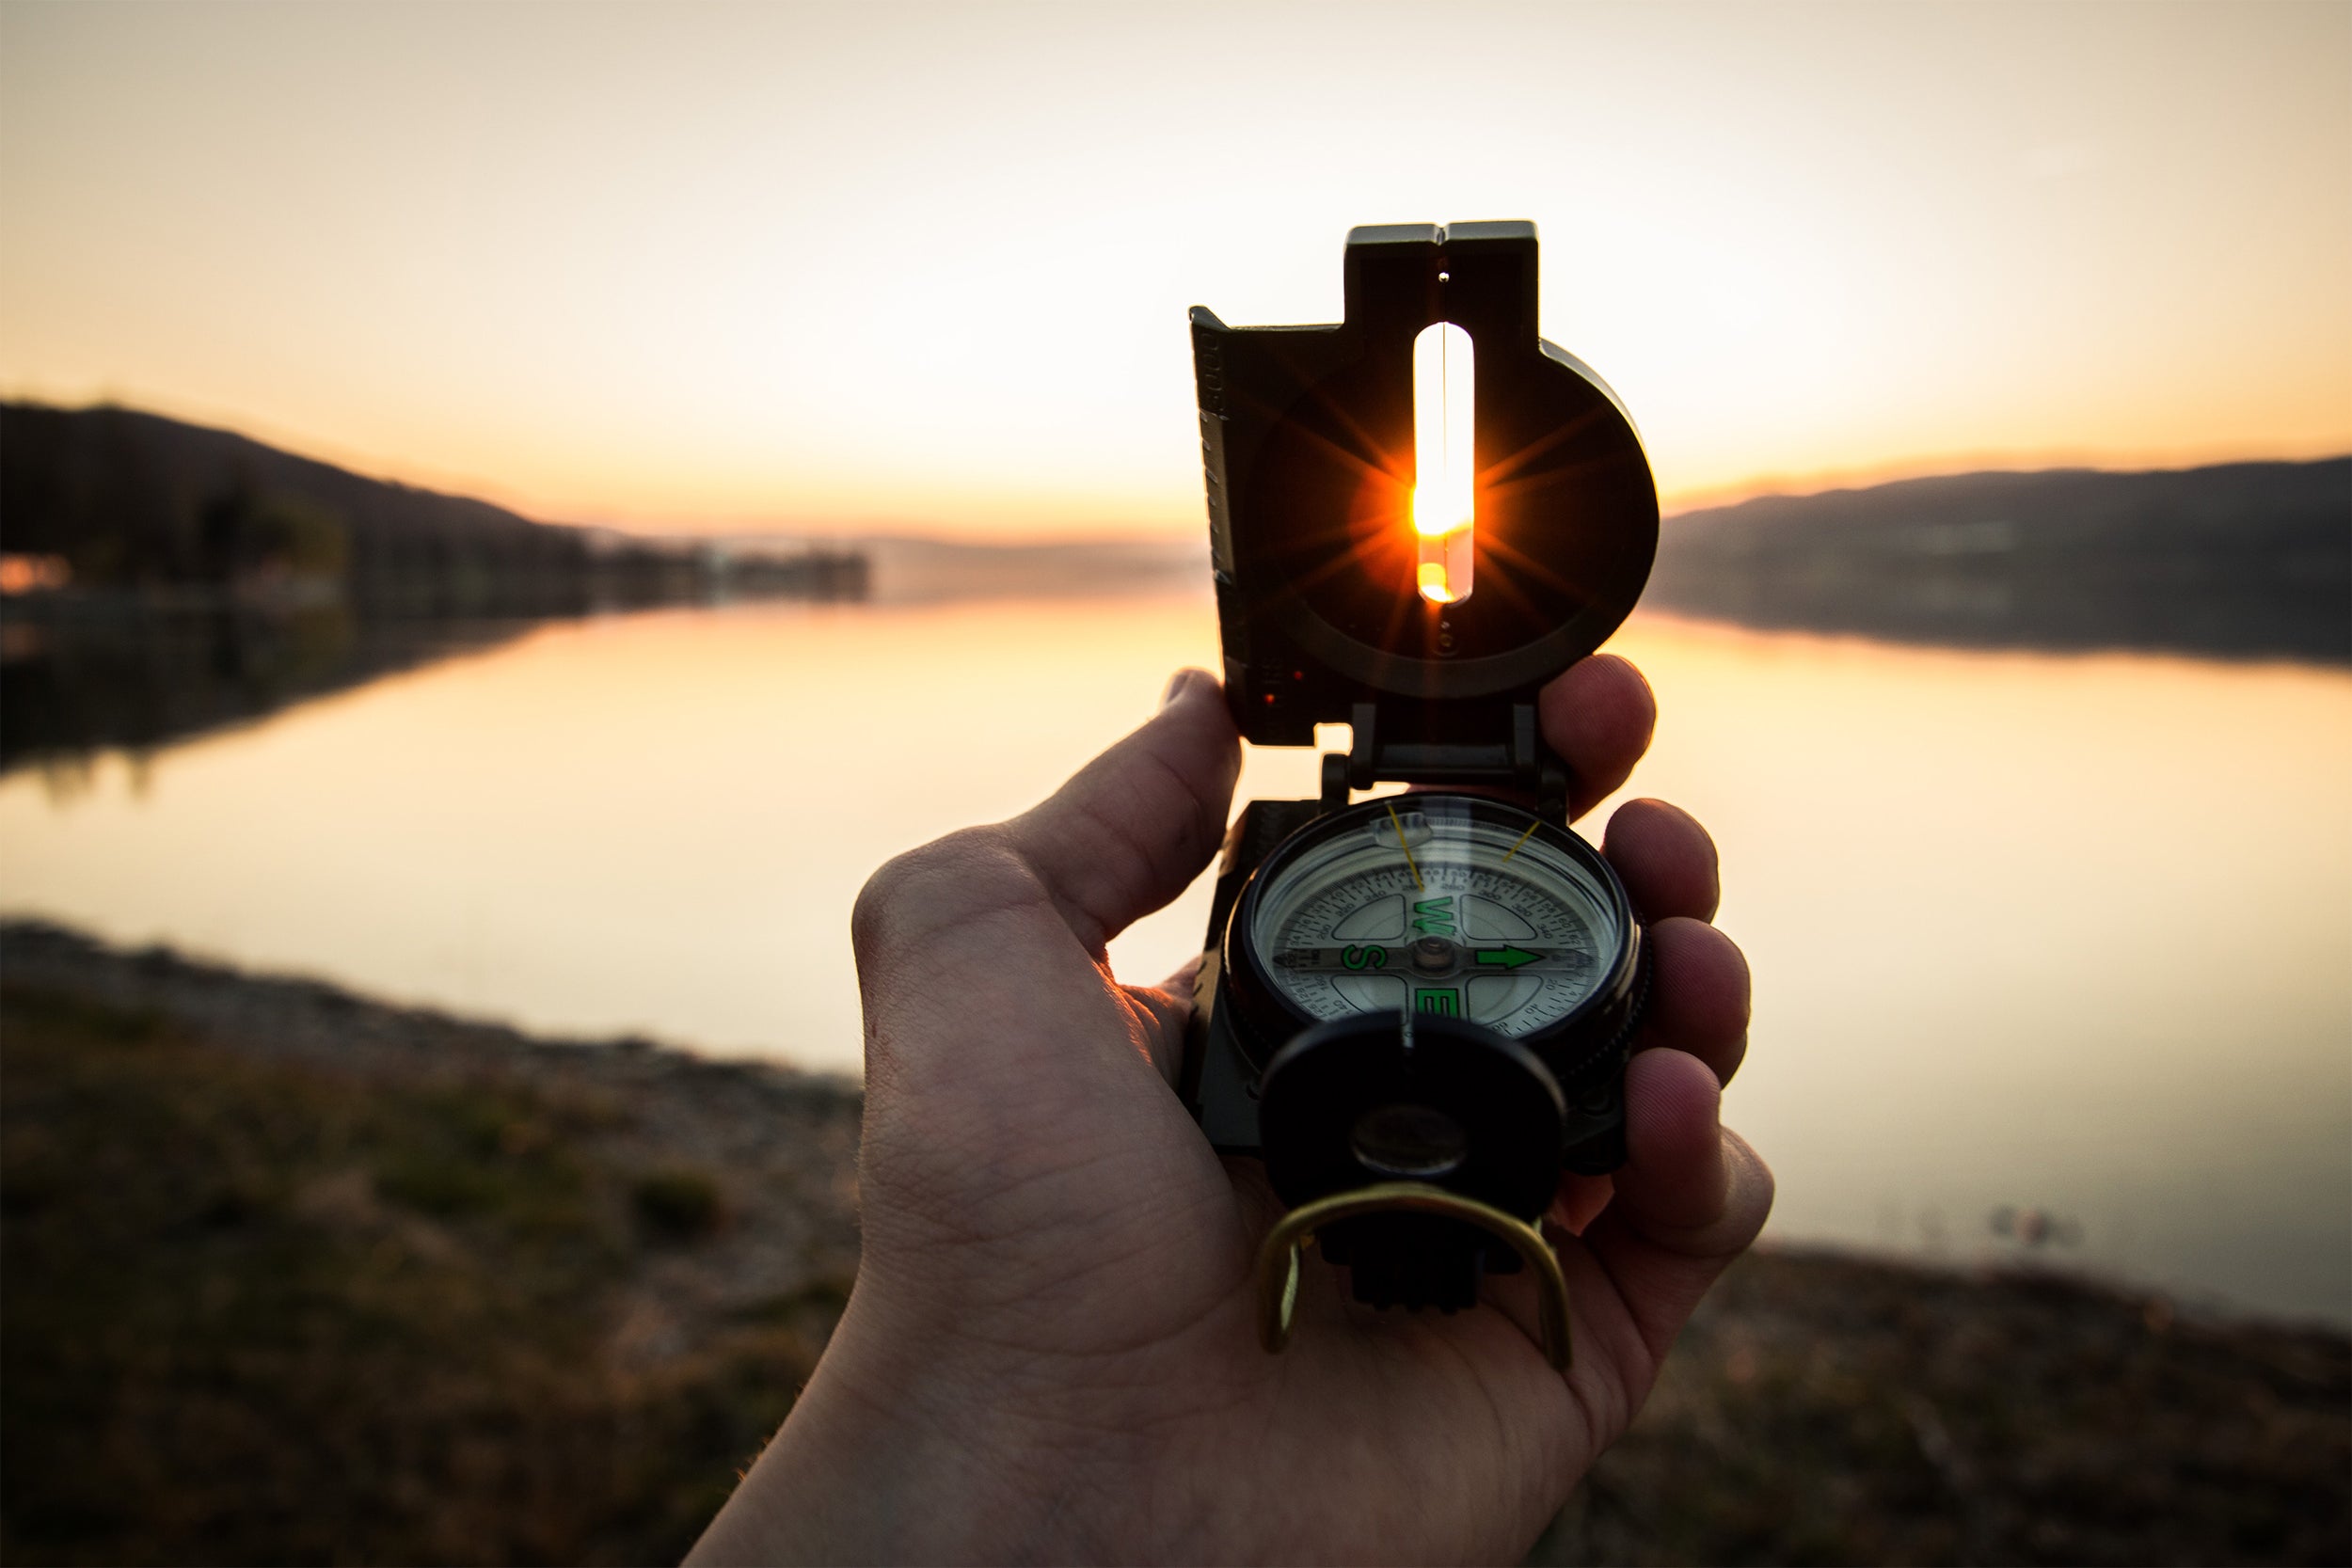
left=690, top=657, right=1768, bottom=1565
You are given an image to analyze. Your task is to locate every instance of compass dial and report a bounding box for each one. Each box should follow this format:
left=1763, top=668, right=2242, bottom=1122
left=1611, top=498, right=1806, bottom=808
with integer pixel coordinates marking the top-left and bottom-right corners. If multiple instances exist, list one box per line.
left=1236, top=796, right=1628, bottom=1045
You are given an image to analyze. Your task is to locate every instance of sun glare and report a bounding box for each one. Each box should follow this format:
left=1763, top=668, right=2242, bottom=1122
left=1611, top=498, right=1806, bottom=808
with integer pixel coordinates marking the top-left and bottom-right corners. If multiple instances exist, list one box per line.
left=1413, top=321, right=1475, bottom=605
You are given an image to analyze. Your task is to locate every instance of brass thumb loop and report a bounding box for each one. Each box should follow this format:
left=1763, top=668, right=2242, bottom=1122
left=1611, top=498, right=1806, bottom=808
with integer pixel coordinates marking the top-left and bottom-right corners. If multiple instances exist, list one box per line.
left=1252, top=1180, right=1572, bottom=1371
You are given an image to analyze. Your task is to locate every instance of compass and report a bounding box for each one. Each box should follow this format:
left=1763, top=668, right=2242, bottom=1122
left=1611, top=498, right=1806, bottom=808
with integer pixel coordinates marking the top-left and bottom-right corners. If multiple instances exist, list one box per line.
left=1178, top=221, right=1660, bottom=1364
left=1224, top=795, right=1640, bottom=1092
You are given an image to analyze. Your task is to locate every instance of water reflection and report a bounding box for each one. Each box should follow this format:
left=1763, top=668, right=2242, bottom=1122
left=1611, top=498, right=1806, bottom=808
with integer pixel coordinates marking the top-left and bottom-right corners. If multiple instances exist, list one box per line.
left=0, top=541, right=1198, bottom=781
left=0, top=607, right=531, bottom=782
left=1602, top=617, right=2352, bottom=1325
left=0, top=547, right=874, bottom=778
left=0, top=591, right=2344, bottom=1323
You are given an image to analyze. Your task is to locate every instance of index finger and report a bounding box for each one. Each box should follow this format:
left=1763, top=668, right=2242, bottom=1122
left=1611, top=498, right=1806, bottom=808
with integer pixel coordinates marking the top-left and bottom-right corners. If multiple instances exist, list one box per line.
left=1538, top=654, right=1657, bottom=820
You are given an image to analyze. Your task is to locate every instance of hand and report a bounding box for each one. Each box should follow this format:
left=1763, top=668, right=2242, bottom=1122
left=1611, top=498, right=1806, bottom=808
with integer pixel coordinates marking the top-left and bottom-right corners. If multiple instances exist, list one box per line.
left=690, top=657, right=1769, bottom=1565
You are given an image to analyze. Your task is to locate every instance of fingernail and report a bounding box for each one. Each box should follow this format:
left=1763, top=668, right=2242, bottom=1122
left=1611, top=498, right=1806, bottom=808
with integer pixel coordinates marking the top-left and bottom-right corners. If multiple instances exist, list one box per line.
left=1160, top=670, right=1197, bottom=710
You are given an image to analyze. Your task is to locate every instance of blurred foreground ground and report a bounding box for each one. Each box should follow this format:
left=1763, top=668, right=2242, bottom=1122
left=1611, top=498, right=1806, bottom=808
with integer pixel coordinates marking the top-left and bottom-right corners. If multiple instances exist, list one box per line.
left=3, top=922, right=2344, bottom=1566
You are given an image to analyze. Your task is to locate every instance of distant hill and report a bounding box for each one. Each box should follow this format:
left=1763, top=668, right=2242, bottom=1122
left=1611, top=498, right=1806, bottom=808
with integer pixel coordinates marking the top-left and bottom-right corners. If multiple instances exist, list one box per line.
left=0, top=403, right=866, bottom=615
left=1, top=403, right=597, bottom=614
left=1650, top=460, right=2350, bottom=663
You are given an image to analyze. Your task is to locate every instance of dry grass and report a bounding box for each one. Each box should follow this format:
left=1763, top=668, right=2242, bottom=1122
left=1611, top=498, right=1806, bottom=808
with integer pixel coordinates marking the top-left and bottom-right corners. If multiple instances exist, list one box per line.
left=1547, top=1249, right=2350, bottom=1565
left=0, top=980, right=844, bottom=1565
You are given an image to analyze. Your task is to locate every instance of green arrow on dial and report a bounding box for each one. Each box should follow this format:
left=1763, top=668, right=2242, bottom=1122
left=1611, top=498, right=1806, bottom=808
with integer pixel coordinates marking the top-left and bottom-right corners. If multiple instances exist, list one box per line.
left=1472, top=945, right=1542, bottom=970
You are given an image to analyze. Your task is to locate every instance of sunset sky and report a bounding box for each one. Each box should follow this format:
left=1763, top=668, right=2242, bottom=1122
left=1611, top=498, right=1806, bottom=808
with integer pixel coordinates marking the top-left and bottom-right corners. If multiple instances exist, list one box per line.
left=3, top=1, right=2346, bottom=541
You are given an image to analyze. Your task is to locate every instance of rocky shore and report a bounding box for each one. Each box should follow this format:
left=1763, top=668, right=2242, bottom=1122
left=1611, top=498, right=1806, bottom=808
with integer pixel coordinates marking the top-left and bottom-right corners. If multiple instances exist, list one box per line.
left=3, top=921, right=2344, bottom=1565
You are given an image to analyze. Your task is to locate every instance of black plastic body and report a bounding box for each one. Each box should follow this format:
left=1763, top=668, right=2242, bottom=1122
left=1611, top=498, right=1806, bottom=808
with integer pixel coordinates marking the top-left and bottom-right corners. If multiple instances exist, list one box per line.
left=1181, top=222, right=1660, bottom=1314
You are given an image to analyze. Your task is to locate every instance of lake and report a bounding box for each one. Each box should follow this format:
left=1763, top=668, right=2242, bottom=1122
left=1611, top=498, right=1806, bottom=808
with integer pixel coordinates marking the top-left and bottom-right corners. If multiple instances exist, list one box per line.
left=2, top=584, right=2346, bottom=1325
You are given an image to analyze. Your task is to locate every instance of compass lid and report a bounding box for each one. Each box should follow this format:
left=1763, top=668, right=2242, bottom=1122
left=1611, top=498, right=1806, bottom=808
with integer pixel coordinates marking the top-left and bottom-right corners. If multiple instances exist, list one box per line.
left=1191, top=222, right=1657, bottom=785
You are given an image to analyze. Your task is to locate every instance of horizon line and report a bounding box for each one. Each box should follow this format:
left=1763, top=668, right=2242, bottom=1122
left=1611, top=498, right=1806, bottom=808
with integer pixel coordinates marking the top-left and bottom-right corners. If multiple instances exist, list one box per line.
left=9, top=391, right=2347, bottom=550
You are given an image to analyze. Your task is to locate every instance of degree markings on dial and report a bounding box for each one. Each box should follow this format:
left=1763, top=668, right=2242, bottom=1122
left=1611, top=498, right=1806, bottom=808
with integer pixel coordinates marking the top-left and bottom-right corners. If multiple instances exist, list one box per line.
left=1281, top=865, right=1589, bottom=950
left=1260, top=819, right=1613, bottom=1037
left=1273, top=942, right=1589, bottom=974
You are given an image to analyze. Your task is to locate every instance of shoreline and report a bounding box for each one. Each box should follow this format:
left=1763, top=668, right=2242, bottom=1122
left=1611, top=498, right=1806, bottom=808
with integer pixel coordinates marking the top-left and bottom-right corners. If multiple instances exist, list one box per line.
left=4, top=916, right=2329, bottom=1335
left=3, top=919, right=2345, bottom=1563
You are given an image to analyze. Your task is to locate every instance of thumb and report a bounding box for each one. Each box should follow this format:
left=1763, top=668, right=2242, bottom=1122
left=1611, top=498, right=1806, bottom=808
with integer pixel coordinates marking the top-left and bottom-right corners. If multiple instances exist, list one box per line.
left=1005, top=669, right=1240, bottom=954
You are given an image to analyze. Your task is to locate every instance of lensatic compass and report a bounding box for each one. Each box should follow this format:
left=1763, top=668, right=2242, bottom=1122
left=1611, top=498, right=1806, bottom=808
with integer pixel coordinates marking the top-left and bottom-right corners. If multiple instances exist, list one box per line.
left=1181, top=222, right=1658, bottom=1368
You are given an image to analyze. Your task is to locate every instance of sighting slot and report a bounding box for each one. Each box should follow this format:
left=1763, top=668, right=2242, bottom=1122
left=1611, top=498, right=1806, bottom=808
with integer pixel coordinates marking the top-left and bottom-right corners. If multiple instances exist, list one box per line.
left=1189, top=220, right=1656, bottom=807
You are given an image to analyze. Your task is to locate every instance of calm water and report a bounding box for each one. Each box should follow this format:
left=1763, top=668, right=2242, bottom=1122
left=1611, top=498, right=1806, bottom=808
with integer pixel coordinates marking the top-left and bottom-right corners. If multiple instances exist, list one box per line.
left=2, top=589, right=2346, bottom=1323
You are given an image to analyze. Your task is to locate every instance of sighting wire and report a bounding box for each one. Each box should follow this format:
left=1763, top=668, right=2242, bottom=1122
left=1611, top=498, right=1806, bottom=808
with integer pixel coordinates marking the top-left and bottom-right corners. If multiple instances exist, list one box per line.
left=1383, top=800, right=1425, bottom=892
left=1498, top=819, right=1541, bottom=864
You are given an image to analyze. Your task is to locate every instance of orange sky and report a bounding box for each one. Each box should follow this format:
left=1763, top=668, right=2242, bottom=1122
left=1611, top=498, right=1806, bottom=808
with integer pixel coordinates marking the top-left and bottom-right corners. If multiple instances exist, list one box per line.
left=3, top=1, right=2347, bottom=540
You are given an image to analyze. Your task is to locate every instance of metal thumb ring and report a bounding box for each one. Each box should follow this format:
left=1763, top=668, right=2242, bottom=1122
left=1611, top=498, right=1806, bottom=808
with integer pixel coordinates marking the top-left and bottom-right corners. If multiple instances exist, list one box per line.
left=1253, top=1180, right=1572, bottom=1370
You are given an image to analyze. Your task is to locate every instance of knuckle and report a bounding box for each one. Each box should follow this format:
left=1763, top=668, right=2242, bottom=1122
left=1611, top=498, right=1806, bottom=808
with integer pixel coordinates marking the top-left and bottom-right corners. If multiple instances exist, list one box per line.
left=850, top=827, right=1021, bottom=962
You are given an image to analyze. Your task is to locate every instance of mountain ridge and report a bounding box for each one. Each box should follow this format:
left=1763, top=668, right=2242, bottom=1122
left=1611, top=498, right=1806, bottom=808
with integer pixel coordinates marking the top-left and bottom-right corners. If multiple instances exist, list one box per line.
left=1647, top=455, right=2348, bottom=662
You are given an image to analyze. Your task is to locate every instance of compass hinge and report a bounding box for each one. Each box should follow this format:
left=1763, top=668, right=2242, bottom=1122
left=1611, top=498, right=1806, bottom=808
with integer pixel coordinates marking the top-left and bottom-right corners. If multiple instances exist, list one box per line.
left=1327, top=701, right=1569, bottom=820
